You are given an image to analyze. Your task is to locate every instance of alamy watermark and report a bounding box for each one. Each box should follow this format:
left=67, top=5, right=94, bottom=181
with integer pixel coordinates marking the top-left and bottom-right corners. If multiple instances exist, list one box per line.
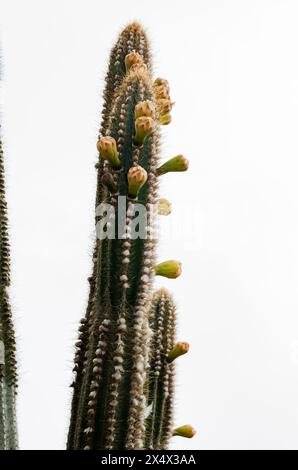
left=95, top=196, right=202, bottom=247
left=96, top=196, right=156, bottom=241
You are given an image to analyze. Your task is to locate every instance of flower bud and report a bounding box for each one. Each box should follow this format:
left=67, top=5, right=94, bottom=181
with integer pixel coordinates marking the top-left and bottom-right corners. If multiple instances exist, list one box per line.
left=135, top=100, right=155, bottom=119
left=167, top=342, right=189, bottom=363
left=155, top=260, right=182, bottom=279
left=127, top=165, right=148, bottom=198
left=97, top=136, right=121, bottom=169
left=130, top=63, right=148, bottom=73
left=159, top=114, right=172, bottom=125
left=157, top=99, right=174, bottom=116
left=153, top=77, right=170, bottom=92
left=156, top=155, right=189, bottom=176
left=125, top=51, right=143, bottom=72
left=134, top=116, right=155, bottom=146
left=154, top=85, right=170, bottom=100
left=157, top=198, right=172, bottom=215
left=172, top=425, right=196, bottom=439
left=101, top=172, right=118, bottom=194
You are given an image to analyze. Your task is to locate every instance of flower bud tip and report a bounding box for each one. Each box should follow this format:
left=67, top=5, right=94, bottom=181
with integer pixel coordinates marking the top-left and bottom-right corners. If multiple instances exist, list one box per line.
left=134, top=116, right=155, bottom=146
left=155, top=260, right=182, bottom=279
left=157, top=198, right=172, bottom=215
left=173, top=425, right=196, bottom=439
left=97, top=136, right=121, bottom=170
left=157, top=155, right=189, bottom=176
left=167, top=342, right=189, bottom=363
left=125, top=51, right=143, bottom=72
left=127, top=165, right=148, bottom=198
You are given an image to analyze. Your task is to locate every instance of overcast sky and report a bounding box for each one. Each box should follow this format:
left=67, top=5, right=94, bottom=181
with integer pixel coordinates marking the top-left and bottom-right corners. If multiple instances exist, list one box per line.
left=1, top=0, right=298, bottom=450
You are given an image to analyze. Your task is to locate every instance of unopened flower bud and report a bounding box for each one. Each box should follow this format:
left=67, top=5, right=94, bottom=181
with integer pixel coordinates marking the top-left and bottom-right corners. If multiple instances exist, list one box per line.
left=157, top=198, right=172, bottom=215
left=157, top=99, right=174, bottom=116
left=154, top=85, right=170, bottom=100
left=127, top=165, right=148, bottom=198
left=97, top=136, right=121, bottom=169
left=153, top=78, right=170, bottom=92
left=101, top=172, right=118, bottom=194
left=134, top=116, right=155, bottom=146
left=173, top=425, right=196, bottom=439
left=167, top=342, right=189, bottom=363
left=155, top=260, right=182, bottom=279
left=157, top=155, right=189, bottom=176
left=159, top=114, right=172, bottom=125
left=135, top=100, right=155, bottom=119
left=125, top=51, right=143, bottom=72
left=130, top=63, right=148, bottom=73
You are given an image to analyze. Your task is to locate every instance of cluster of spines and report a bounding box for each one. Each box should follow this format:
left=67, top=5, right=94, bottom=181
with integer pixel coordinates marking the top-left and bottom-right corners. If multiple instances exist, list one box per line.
left=0, top=136, right=18, bottom=450
left=67, top=22, right=192, bottom=450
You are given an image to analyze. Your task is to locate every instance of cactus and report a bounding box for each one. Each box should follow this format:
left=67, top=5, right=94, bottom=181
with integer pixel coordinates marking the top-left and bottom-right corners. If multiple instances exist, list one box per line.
left=67, top=22, right=194, bottom=450
left=145, top=289, right=192, bottom=449
left=0, top=136, right=18, bottom=450
left=145, top=289, right=176, bottom=449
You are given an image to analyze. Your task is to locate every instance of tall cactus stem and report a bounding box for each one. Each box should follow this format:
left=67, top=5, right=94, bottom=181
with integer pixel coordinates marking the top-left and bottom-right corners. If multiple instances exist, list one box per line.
left=67, top=22, right=193, bottom=451
left=0, top=134, right=18, bottom=449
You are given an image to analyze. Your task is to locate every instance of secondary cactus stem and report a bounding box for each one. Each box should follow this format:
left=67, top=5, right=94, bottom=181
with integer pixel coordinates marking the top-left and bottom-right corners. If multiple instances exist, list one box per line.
left=0, top=135, right=18, bottom=450
left=145, top=289, right=176, bottom=449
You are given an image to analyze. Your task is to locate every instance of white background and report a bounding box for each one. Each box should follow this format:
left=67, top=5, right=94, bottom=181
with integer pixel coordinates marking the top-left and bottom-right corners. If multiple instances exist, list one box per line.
left=1, top=0, right=298, bottom=450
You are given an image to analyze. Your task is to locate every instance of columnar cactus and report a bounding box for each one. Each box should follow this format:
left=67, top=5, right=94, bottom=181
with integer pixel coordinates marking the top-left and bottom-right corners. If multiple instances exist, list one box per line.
left=145, top=288, right=177, bottom=449
left=67, top=22, right=194, bottom=450
left=145, top=289, right=194, bottom=449
left=0, top=136, right=18, bottom=450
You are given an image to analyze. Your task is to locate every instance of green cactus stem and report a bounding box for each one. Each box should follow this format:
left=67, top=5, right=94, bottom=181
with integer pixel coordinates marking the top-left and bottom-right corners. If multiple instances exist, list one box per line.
left=69, top=70, right=159, bottom=450
left=145, top=289, right=176, bottom=450
left=67, top=22, right=191, bottom=451
left=0, top=136, right=18, bottom=450
left=145, top=290, right=195, bottom=449
left=67, top=23, right=162, bottom=450
left=67, top=22, right=154, bottom=450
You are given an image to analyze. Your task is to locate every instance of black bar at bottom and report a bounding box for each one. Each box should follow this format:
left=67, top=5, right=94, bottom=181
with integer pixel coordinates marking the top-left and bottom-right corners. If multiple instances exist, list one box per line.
left=0, top=449, right=294, bottom=466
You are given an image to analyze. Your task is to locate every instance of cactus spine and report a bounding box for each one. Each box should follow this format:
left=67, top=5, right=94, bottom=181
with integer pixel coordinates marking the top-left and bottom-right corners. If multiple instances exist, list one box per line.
left=67, top=22, right=194, bottom=450
left=0, top=135, right=18, bottom=450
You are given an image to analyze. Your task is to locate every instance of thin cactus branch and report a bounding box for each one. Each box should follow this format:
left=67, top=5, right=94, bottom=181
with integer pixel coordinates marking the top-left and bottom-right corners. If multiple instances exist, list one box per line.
left=145, top=288, right=176, bottom=450
left=0, top=136, right=18, bottom=450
